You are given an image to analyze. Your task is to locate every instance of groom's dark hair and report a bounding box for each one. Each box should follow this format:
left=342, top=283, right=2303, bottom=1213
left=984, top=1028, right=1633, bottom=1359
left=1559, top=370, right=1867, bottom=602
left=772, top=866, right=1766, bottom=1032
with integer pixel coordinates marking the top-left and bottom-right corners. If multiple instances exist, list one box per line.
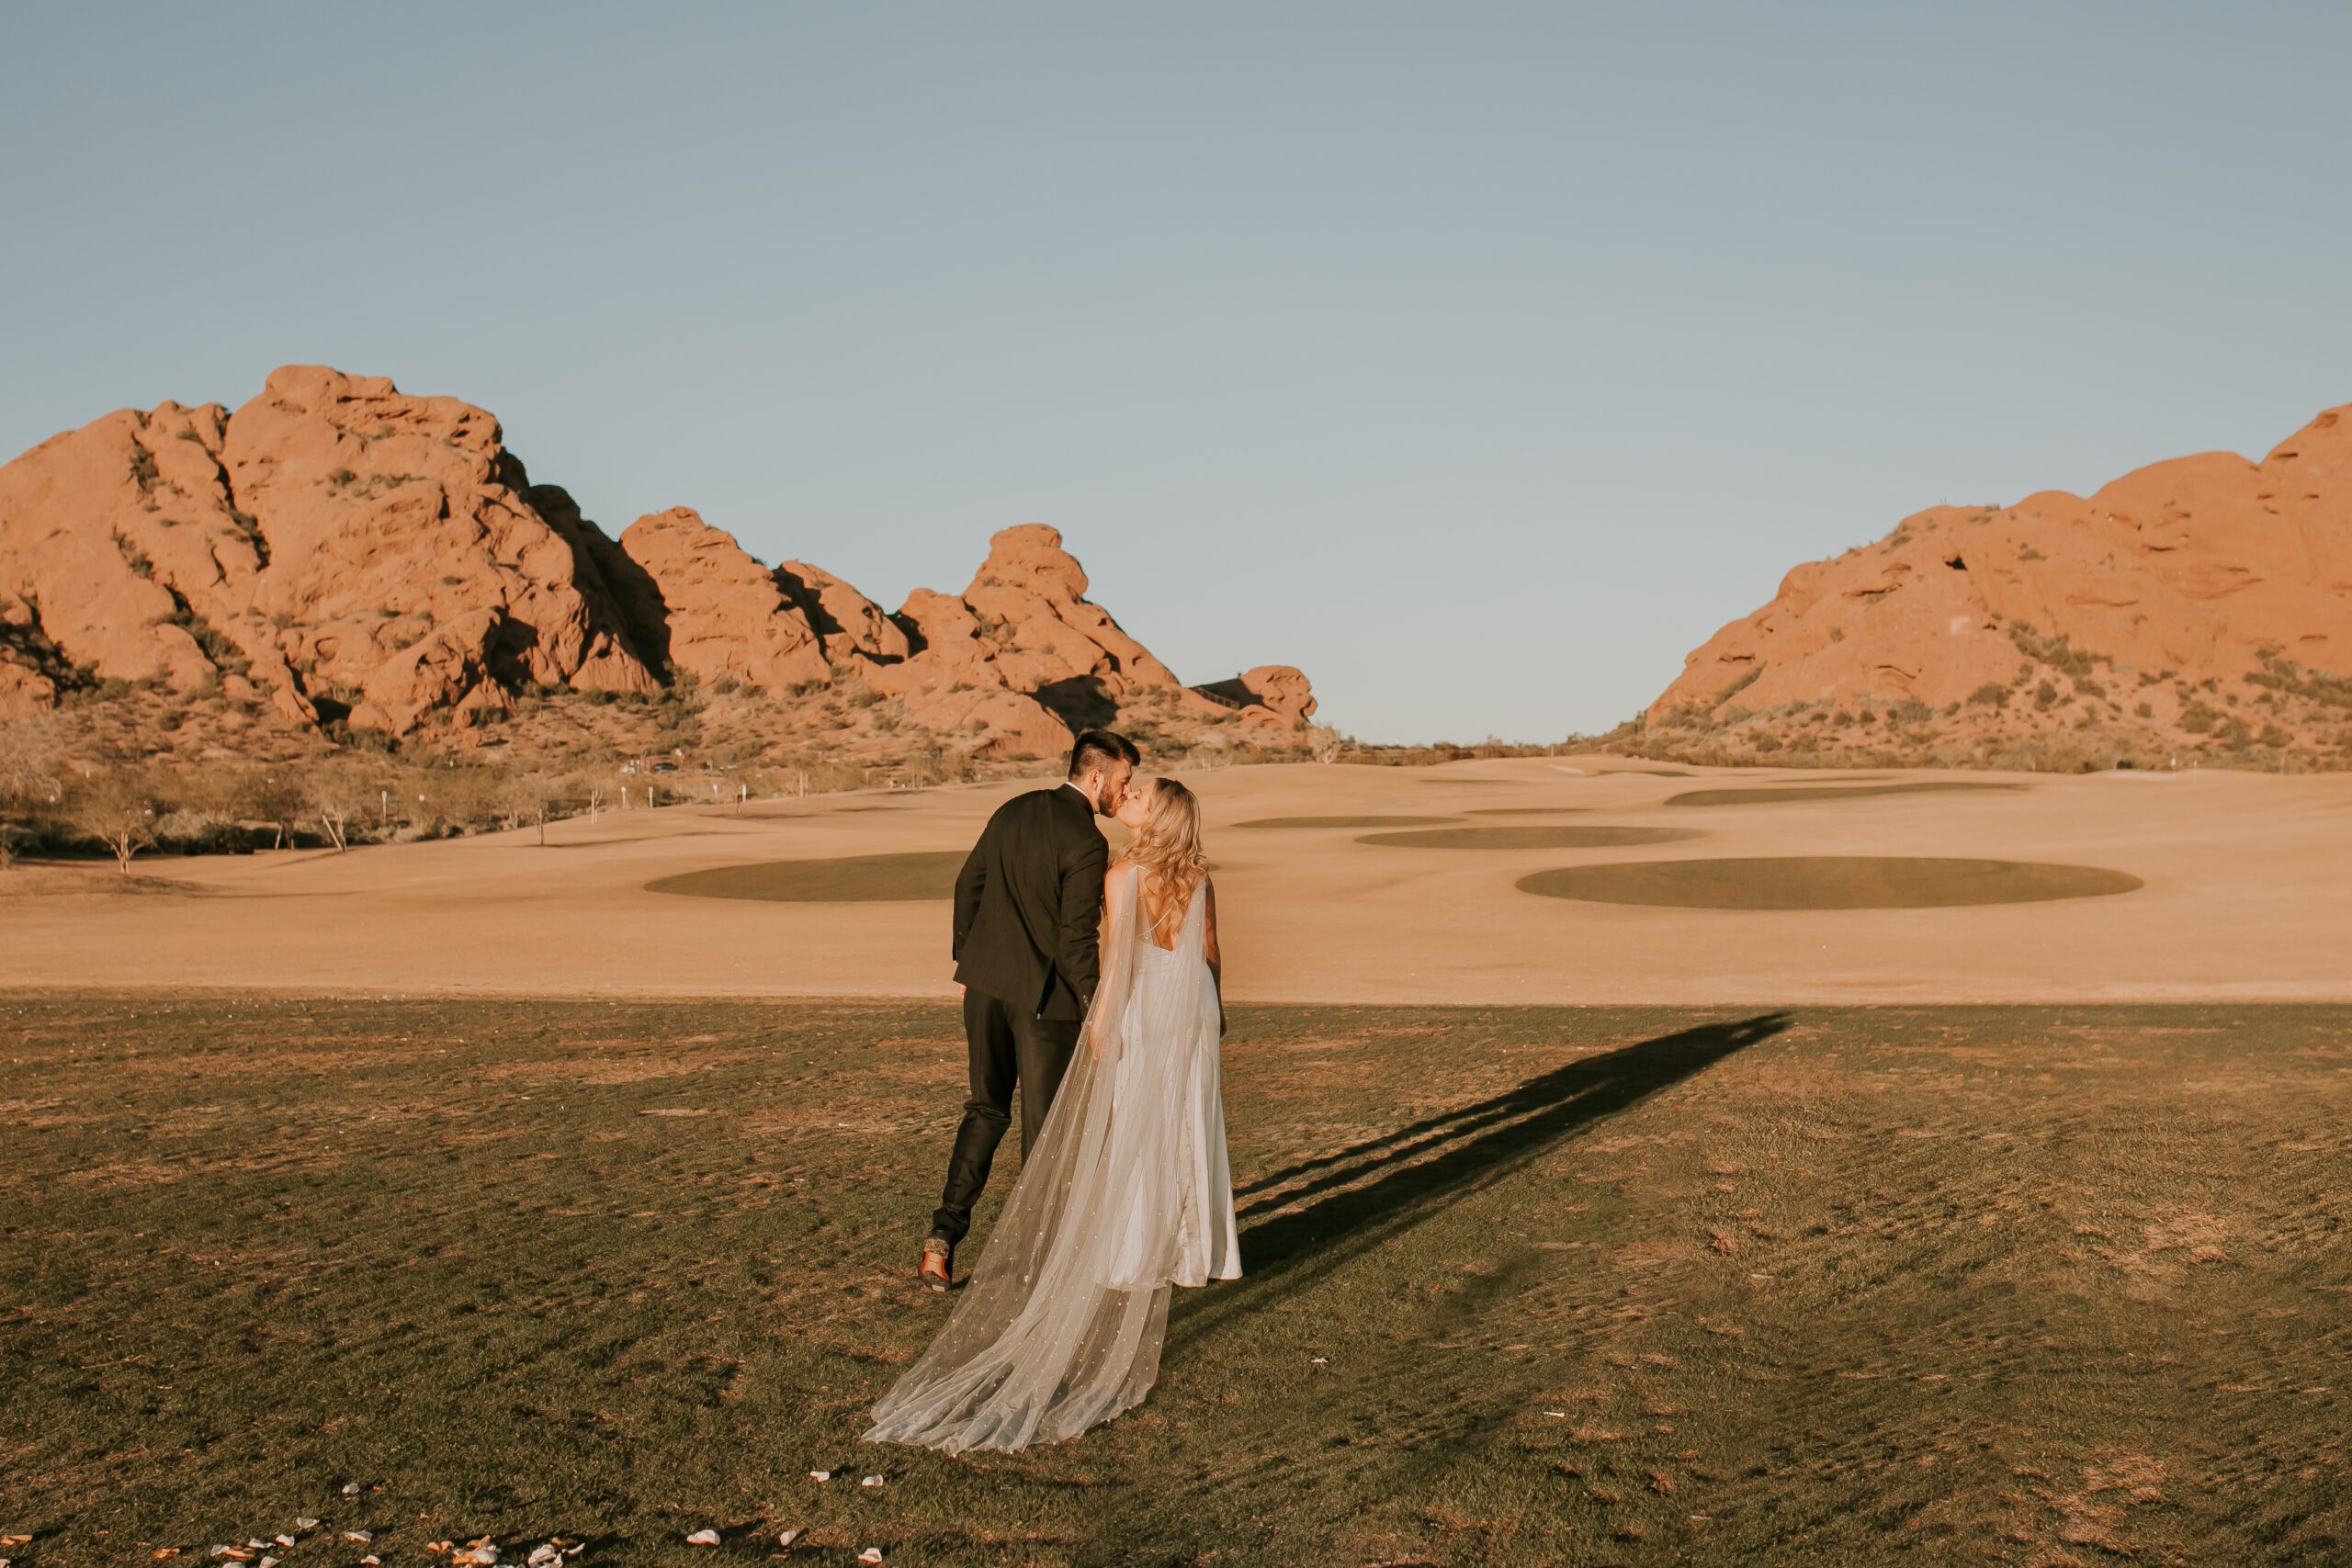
left=1068, top=729, right=1140, bottom=780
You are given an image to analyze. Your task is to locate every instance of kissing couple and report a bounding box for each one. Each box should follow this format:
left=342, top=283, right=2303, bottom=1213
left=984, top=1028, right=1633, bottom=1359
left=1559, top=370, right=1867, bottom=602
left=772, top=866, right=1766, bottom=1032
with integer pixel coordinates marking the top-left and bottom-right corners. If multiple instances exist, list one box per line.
left=864, top=729, right=1242, bottom=1454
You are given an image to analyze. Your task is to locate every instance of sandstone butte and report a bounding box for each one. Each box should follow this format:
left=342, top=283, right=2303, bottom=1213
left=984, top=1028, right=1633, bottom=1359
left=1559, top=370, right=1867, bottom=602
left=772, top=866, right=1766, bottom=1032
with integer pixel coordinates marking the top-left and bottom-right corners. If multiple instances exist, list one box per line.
left=0, top=367, right=1315, bottom=759
left=1641, top=401, right=2352, bottom=767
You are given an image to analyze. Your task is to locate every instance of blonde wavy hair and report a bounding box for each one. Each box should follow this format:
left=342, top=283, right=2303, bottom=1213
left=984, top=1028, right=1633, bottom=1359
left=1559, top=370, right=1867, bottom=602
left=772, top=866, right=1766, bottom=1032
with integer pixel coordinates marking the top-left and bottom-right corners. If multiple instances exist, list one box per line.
left=1117, top=776, right=1210, bottom=908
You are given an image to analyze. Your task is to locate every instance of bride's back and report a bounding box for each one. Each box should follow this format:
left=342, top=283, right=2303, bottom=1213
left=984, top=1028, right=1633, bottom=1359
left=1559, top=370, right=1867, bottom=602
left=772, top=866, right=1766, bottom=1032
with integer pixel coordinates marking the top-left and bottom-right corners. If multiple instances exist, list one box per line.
left=1133, top=864, right=1204, bottom=954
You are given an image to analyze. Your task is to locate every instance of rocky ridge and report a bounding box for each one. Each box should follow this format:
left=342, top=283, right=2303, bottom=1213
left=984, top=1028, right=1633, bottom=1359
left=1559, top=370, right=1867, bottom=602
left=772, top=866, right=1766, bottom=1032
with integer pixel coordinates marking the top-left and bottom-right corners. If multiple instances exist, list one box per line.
left=1633, top=402, right=2352, bottom=769
left=0, top=367, right=1316, bottom=766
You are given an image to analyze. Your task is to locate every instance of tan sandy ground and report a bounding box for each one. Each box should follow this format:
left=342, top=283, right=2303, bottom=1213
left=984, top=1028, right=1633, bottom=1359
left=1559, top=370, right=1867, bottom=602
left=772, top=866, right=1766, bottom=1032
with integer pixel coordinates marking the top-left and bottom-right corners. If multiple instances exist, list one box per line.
left=2, top=756, right=2346, bottom=1004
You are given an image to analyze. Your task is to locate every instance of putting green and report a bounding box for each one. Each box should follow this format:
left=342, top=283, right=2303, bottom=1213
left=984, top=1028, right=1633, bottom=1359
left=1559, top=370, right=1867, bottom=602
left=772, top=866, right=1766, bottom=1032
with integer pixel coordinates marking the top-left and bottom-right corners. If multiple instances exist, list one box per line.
left=645, top=851, right=966, bottom=903
left=1234, top=815, right=1463, bottom=829
left=1518, top=856, right=2143, bottom=910
left=1665, top=782, right=2026, bottom=807
left=1358, top=825, right=1703, bottom=851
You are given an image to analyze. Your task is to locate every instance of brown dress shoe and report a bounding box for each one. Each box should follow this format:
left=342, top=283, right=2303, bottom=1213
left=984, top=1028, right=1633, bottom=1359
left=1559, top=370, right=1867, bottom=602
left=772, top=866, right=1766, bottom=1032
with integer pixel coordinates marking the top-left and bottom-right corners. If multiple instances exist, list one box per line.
left=919, top=1236, right=953, bottom=1292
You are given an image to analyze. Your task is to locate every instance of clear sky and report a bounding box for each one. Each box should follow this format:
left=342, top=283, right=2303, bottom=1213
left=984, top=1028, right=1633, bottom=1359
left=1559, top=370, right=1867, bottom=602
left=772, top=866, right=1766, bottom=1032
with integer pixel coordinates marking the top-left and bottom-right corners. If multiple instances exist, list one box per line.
left=4, top=4, right=2347, bottom=742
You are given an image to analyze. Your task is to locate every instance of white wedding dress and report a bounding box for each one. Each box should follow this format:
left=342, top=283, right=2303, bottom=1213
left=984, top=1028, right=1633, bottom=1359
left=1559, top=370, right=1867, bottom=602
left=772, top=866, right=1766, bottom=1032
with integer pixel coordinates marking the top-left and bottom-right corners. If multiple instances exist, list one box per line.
left=864, top=864, right=1240, bottom=1453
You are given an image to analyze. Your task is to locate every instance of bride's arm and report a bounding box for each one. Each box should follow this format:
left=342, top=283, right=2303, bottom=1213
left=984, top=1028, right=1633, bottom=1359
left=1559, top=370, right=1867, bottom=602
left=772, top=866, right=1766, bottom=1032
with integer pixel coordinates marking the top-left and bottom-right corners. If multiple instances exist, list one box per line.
left=1083, top=865, right=1135, bottom=1059
left=1203, top=876, right=1226, bottom=1037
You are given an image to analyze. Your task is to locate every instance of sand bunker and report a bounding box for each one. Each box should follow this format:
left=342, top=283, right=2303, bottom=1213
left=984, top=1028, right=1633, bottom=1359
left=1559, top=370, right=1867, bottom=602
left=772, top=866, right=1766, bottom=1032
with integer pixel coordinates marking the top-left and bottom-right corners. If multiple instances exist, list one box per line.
left=1358, top=825, right=1703, bottom=851
left=1518, top=856, right=2142, bottom=910
left=646, top=851, right=967, bottom=903
left=1235, top=816, right=1461, bottom=829
left=1666, top=782, right=2027, bottom=807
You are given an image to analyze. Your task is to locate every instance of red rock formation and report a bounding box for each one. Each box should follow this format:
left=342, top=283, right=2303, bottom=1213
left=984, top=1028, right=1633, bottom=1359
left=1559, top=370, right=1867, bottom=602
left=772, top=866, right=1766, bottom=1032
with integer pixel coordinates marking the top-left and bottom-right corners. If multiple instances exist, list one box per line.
left=617, top=507, right=831, bottom=690
left=1647, top=403, right=2352, bottom=761
left=0, top=368, right=1317, bottom=762
left=864, top=525, right=1273, bottom=756
left=1235, top=664, right=1317, bottom=724
left=775, top=559, right=910, bottom=665
left=0, top=366, right=659, bottom=734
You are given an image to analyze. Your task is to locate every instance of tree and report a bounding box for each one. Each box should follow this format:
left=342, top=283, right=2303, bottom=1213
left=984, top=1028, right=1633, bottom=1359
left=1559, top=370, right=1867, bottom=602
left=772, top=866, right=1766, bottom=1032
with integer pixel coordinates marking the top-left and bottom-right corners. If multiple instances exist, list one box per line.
left=516, top=772, right=572, bottom=845
left=0, top=714, right=65, bottom=870
left=231, top=770, right=306, bottom=850
left=307, top=769, right=379, bottom=854
left=66, top=762, right=172, bottom=874
left=1305, top=723, right=1347, bottom=765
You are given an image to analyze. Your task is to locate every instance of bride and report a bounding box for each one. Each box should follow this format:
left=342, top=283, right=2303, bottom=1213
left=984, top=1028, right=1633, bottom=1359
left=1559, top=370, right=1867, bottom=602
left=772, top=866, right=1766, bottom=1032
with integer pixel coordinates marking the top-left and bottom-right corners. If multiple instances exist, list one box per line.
left=864, top=776, right=1241, bottom=1453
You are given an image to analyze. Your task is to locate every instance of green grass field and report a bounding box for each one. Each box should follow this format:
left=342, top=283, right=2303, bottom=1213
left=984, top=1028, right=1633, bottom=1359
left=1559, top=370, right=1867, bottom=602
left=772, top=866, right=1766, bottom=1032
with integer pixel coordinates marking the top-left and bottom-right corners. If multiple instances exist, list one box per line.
left=4, top=997, right=2347, bottom=1565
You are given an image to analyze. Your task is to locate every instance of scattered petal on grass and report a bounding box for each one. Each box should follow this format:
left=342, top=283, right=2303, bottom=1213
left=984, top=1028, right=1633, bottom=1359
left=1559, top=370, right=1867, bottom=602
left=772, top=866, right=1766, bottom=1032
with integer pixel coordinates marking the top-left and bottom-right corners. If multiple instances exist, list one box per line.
left=859, top=1551, right=884, bottom=1565
left=808, top=1471, right=831, bottom=1483
left=294, top=1518, right=318, bottom=1530
left=274, top=1535, right=296, bottom=1547
left=1310, top=1357, right=1327, bottom=1366
left=860, top=1474, right=885, bottom=1488
left=209, top=1550, right=251, bottom=1562
left=341, top=1483, right=361, bottom=1497
left=685, top=1529, right=720, bottom=1546
left=1544, top=1410, right=1567, bottom=1418
left=360, top=1559, right=380, bottom=1566
left=344, top=1533, right=372, bottom=1544
left=259, top=1557, right=279, bottom=1568
left=526, top=1547, right=561, bottom=1567
left=153, top=1553, right=181, bottom=1562
left=778, top=1529, right=798, bottom=1546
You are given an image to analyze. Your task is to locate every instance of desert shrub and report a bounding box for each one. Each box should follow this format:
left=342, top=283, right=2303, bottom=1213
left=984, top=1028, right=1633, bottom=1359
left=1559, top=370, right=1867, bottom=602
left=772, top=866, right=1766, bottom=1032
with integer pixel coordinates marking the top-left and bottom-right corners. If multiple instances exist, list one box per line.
left=2135, top=701, right=2154, bottom=719
left=1968, top=683, right=2009, bottom=709
left=2034, top=681, right=2060, bottom=711
left=152, top=807, right=243, bottom=852
left=2247, top=655, right=2352, bottom=711
left=2007, top=623, right=2108, bottom=678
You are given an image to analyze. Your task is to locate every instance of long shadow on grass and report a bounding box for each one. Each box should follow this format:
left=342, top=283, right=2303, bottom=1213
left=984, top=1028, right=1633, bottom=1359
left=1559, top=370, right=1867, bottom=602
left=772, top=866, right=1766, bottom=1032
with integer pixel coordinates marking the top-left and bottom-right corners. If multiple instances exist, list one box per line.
left=1171, top=1012, right=1788, bottom=1341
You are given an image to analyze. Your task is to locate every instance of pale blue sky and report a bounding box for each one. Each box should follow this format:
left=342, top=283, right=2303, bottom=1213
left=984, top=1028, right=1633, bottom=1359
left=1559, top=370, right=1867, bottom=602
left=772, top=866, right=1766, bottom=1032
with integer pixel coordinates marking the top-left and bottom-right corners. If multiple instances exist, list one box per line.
left=4, top=4, right=2346, bottom=741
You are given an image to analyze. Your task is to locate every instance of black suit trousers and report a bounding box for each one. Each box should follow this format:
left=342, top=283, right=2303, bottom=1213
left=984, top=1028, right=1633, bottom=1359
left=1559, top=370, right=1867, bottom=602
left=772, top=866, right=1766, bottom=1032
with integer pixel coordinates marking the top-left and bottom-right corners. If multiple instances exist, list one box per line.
left=931, top=987, right=1081, bottom=1246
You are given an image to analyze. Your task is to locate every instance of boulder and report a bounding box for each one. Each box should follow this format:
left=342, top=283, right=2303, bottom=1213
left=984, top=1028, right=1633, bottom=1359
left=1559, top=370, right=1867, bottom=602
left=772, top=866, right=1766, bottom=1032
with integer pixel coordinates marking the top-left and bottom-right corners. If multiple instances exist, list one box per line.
left=775, top=559, right=910, bottom=665
left=617, top=507, right=830, bottom=689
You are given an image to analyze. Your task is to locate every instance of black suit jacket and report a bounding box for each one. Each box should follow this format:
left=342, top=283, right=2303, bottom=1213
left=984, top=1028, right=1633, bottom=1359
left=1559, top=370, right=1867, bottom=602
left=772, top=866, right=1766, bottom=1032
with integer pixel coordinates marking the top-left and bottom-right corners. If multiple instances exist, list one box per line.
left=952, top=784, right=1110, bottom=1021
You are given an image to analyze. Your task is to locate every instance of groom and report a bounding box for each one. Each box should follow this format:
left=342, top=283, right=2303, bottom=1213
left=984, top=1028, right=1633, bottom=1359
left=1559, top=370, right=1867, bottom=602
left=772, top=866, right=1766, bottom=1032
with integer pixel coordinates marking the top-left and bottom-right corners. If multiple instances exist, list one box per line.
left=922, top=728, right=1140, bottom=1290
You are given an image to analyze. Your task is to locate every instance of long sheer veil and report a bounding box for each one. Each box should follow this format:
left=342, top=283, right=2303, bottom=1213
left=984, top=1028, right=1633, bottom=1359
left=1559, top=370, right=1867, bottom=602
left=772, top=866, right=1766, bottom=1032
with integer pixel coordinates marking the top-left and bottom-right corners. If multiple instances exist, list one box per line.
left=864, top=866, right=1180, bottom=1453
